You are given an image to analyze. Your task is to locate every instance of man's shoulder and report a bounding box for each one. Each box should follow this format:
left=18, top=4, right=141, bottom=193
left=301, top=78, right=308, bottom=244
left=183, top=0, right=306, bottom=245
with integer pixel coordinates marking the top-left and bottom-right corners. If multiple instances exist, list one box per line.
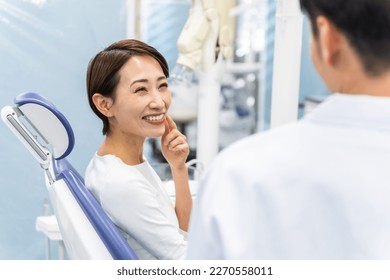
left=219, top=121, right=306, bottom=159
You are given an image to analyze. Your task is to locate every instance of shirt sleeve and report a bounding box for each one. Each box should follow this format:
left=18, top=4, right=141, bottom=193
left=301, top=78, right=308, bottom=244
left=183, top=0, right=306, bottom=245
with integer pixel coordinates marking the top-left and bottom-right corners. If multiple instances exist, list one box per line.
left=100, top=167, right=187, bottom=260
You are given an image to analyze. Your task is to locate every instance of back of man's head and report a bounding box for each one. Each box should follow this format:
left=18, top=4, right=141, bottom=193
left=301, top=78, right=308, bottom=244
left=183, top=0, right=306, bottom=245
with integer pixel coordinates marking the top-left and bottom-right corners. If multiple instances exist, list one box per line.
left=300, top=0, right=390, bottom=77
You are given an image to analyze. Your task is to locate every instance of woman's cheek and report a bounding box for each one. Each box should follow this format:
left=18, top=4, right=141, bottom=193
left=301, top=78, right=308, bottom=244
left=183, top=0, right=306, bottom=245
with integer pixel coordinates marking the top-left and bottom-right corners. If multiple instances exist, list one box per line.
left=164, top=91, right=172, bottom=109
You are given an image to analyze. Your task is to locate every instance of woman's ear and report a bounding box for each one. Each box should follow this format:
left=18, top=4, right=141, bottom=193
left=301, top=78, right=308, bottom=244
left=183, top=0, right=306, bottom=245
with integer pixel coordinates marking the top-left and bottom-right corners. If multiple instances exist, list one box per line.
left=92, top=93, right=114, bottom=117
left=316, top=16, right=342, bottom=65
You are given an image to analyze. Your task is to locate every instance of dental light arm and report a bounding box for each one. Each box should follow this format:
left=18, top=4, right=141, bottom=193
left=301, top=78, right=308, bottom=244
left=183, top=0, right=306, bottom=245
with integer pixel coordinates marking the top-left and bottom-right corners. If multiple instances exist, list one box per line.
left=271, top=0, right=303, bottom=127
left=172, top=0, right=236, bottom=84
left=171, top=0, right=236, bottom=169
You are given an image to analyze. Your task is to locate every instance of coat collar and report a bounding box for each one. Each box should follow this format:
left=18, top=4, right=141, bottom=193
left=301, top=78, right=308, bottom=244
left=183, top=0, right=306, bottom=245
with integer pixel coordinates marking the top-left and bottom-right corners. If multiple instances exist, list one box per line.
left=304, top=93, right=390, bottom=132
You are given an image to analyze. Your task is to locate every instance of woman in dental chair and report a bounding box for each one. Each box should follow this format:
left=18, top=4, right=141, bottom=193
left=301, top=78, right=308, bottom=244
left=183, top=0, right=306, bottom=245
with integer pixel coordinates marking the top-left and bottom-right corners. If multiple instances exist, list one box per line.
left=85, top=39, right=192, bottom=260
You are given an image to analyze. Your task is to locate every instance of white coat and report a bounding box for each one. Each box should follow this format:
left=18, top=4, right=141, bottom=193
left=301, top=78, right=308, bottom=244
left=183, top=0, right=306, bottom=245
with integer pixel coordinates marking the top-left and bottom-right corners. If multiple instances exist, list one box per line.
left=187, top=93, right=390, bottom=259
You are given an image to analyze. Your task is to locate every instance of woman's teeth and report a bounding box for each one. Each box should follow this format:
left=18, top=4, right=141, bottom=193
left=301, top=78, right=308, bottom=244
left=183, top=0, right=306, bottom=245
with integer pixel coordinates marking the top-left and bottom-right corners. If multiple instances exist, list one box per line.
left=143, top=114, right=164, bottom=121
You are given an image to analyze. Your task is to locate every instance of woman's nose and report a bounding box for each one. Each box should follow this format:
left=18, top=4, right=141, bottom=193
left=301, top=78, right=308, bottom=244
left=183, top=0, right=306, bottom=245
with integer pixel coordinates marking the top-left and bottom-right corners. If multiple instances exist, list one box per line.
left=149, top=91, right=165, bottom=109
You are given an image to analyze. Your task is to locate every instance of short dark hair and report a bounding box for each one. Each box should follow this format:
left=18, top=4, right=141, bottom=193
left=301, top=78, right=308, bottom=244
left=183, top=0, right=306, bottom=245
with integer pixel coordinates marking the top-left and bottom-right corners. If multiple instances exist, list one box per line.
left=300, top=0, right=390, bottom=76
left=86, top=39, right=169, bottom=135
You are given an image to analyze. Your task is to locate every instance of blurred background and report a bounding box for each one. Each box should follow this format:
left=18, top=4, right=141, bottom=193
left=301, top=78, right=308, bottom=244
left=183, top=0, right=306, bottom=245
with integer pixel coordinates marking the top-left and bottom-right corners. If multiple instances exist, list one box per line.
left=0, top=0, right=328, bottom=259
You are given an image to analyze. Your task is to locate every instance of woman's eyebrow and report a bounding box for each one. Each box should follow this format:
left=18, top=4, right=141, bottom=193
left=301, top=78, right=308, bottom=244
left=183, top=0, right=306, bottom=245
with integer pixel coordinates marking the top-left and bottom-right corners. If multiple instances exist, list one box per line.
left=130, top=76, right=166, bottom=87
left=130, top=79, right=148, bottom=87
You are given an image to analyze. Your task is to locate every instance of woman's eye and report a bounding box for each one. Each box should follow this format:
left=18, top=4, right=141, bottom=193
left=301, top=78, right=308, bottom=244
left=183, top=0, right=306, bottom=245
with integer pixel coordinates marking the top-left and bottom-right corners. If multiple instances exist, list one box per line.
left=159, top=83, right=168, bottom=89
left=135, top=87, right=147, bottom=93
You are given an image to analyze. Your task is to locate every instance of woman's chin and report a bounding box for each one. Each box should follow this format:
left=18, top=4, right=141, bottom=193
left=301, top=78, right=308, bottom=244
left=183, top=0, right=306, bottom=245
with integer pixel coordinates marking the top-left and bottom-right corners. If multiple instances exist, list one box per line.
left=147, top=130, right=165, bottom=138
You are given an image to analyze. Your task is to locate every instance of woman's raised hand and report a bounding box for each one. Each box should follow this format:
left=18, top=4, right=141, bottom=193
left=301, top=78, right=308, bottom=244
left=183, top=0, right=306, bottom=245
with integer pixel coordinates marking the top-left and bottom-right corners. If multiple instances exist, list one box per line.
left=161, top=115, right=189, bottom=169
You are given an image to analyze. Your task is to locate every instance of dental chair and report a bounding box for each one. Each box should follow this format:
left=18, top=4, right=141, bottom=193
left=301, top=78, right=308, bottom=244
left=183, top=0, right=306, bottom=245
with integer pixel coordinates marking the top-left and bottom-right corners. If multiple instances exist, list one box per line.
left=1, top=92, right=138, bottom=260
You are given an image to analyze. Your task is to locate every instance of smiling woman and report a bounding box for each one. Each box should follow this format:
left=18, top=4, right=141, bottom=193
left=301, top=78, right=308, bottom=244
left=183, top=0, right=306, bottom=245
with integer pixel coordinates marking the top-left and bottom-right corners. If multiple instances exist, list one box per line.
left=84, top=39, right=192, bottom=260
left=91, top=55, right=171, bottom=141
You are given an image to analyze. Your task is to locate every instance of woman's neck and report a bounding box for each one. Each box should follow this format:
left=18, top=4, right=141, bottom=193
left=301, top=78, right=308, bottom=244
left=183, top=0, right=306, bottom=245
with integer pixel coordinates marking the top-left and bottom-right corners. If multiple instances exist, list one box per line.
left=97, top=132, right=145, bottom=166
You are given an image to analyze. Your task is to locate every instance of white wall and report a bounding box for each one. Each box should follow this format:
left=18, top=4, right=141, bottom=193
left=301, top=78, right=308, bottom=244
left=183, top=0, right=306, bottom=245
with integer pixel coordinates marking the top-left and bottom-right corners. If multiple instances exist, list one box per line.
left=0, top=0, right=128, bottom=259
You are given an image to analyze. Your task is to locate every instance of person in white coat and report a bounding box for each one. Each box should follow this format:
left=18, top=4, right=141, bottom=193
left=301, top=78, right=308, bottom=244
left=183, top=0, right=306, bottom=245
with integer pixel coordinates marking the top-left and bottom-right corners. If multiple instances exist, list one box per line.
left=187, top=0, right=390, bottom=259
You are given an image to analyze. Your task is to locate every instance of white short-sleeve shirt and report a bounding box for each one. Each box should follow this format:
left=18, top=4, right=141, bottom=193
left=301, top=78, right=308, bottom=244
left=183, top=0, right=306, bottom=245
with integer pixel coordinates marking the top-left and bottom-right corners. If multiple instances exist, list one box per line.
left=85, top=154, right=187, bottom=259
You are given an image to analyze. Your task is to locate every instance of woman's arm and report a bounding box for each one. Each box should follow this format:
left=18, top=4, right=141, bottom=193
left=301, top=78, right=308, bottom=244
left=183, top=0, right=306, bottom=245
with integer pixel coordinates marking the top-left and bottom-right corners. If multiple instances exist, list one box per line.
left=161, top=115, right=193, bottom=231
left=171, top=164, right=192, bottom=231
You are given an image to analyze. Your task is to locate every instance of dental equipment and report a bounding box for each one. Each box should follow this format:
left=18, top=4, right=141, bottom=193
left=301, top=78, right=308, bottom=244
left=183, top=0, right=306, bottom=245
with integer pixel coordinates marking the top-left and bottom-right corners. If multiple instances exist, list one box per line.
left=171, top=0, right=236, bottom=169
left=1, top=92, right=138, bottom=260
left=270, top=0, right=303, bottom=128
left=172, top=0, right=303, bottom=165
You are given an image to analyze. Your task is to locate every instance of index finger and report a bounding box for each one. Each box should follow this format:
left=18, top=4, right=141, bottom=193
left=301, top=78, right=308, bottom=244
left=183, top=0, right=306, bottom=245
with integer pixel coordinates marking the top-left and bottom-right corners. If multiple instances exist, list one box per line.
left=165, top=115, right=177, bottom=130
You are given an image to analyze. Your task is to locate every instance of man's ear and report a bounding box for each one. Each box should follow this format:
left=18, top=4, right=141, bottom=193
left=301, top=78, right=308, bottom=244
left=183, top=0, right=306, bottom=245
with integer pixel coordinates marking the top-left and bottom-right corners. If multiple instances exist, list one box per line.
left=92, top=93, right=114, bottom=117
left=316, top=16, right=342, bottom=65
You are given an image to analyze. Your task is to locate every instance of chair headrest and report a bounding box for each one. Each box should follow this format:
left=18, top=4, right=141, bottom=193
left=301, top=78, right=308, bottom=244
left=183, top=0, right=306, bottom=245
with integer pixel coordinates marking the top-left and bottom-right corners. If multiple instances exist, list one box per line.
left=15, top=92, right=75, bottom=160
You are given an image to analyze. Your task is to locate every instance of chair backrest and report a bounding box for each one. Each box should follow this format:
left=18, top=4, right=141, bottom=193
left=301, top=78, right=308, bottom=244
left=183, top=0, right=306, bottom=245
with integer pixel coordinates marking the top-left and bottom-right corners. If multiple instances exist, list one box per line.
left=1, top=92, right=138, bottom=260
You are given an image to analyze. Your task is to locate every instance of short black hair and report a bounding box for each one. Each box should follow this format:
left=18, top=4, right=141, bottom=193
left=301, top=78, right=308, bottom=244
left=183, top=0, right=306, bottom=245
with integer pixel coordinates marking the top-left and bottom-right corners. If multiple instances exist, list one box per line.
left=300, top=0, right=390, bottom=76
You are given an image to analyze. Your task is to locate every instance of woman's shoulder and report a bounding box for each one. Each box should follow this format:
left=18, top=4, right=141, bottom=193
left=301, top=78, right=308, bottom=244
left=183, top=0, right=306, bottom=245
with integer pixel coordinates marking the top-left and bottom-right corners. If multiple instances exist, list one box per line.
left=86, top=153, right=117, bottom=179
left=86, top=155, right=160, bottom=208
left=86, top=154, right=137, bottom=187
